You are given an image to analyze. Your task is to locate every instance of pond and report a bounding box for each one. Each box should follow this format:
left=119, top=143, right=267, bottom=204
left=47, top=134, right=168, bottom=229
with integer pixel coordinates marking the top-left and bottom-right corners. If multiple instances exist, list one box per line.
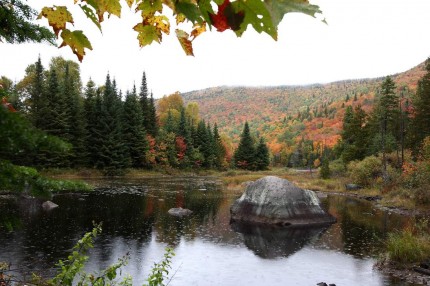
left=0, top=176, right=418, bottom=285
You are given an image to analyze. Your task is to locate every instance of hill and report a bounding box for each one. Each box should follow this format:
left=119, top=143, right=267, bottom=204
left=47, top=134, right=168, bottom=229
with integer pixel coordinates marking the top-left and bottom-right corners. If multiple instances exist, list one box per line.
left=182, top=61, right=426, bottom=162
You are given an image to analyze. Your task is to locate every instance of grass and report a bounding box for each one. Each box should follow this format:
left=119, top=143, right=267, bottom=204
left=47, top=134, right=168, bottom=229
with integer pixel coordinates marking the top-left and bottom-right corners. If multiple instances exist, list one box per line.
left=385, top=220, right=430, bottom=266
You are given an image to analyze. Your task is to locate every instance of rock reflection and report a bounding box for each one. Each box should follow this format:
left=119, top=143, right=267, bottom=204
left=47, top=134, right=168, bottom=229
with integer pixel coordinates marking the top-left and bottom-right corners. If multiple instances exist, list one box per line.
left=231, top=222, right=328, bottom=259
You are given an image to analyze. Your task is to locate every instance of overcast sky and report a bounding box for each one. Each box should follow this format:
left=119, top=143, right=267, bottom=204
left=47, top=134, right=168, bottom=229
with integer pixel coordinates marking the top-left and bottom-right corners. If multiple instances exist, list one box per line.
left=1, top=0, right=430, bottom=98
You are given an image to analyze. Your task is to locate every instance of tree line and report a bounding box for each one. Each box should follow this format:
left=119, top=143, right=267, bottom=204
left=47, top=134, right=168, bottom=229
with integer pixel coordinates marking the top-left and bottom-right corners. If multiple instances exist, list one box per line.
left=1, top=56, right=270, bottom=175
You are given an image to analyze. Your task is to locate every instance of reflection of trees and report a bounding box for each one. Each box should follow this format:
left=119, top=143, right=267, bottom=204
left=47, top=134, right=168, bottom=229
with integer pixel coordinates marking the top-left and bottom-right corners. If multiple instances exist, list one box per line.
left=153, top=188, right=224, bottom=246
left=231, top=222, right=328, bottom=259
left=326, top=196, right=409, bottom=258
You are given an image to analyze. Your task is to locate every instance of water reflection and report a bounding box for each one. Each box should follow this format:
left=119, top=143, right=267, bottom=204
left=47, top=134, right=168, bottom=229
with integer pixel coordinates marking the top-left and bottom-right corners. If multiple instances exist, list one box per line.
left=231, top=222, right=328, bottom=259
left=0, top=177, right=418, bottom=285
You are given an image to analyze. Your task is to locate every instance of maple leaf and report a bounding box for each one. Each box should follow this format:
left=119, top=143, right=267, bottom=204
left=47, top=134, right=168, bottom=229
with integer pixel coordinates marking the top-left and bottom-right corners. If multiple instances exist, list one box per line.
left=264, top=0, right=323, bottom=28
left=134, top=16, right=169, bottom=47
left=176, top=29, right=193, bottom=56
left=79, top=4, right=102, bottom=31
left=38, top=6, right=74, bottom=36
left=59, top=29, right=93, bottom=62
left=190, top=23, right=206, bottom=40
left=91, top=0, right=122, bottom=22
left=209, top=0, right=244, bottom=32
left=136, top=0, right=162, bottom=18
left=232, top=0, right=274, bottom=38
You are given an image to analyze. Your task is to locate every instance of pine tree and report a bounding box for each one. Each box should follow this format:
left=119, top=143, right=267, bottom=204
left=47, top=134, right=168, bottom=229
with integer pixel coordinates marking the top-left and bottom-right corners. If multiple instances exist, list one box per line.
left=147, top=92, right=158, bottom=137
left=234, top=122, right=255, bottom=170
left=83, top=79, right=100, bottom=167
left=123, top=86, right=149, bottom=168
left=63, top=63, right=86, bottom=166
left=254, top=137, right=270, bottom=170
left=97, top=74, right=128, bottom=175
left=139, top=71, right=150, bottom=130
left=340, top=105, right=368, bottom=163
left=410, top=58, right=430, bottom=156
left=213, top=123, right=226, bottom=169
left=374, top=76, right=399, bottom=178
left=29, top=56, right=46, bottom=128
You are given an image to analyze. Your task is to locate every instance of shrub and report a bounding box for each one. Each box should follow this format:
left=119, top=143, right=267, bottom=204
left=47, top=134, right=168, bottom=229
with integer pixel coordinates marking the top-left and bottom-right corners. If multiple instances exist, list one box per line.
left=319, top=159, right=330, bottom=179
left=329, top=159, right=346, bottom=177
left=385, top=220, right=430, bottom=265
left=347, top=156, right=382, bottom=187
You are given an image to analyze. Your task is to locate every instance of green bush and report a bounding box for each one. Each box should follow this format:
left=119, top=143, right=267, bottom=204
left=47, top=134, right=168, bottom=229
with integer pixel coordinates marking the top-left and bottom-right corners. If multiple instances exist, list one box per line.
left=385, top=220, right=430, bottom=265
left=329, top=159, right=346, bottom=177
left=0, top=160, right=91, bottom=197
left=347, top=156, right=382, bottom=187
left=319, top=159, right=331, bottom=179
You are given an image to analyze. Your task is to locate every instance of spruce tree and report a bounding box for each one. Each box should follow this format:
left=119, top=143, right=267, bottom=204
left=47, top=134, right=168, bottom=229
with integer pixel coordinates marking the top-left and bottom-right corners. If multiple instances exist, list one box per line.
left=97, top=74, right=128, bottom=175
left=410, top=58, right=430, bottom=156
left=255, top=137, right=270, bottom=170
left=374, top=76, right=399, bottom=178
left=63, top=63, right=86, bottom=166
left=147, top=92, right=158, bottom=137
left=234, top=122, right=255, bottom=170
left=29, top=56, right=46, bottom=128
left=123, top=86, right=149, bottom=168
left=213, top=123, right=226, bottom=169
left=139, top=71, right=150, bottom=130
left=83, top=79, right=100, bottom=167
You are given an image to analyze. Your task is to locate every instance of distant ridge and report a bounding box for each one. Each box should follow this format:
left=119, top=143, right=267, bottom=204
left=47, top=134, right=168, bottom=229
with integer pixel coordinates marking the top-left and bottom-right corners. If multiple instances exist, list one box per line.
left=182, top=60, right=426, bottom=153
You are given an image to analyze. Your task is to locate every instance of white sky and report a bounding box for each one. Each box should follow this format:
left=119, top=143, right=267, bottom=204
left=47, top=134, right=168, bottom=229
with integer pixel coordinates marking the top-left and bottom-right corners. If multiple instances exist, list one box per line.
left=1, top=0, right=430, bottom=98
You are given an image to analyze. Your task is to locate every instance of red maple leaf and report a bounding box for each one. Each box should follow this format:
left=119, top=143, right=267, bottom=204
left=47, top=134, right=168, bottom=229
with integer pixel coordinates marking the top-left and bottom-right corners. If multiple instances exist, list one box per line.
left=210, top=0, right=244, bottom=32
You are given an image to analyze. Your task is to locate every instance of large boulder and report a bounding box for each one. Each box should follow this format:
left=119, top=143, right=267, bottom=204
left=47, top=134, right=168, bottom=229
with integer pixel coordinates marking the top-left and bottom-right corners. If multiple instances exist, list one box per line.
left=230, top=176, right=335, bottom=226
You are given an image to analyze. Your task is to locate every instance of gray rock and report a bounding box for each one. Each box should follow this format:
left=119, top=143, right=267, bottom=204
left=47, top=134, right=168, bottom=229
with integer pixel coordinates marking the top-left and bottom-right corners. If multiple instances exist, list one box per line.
left=345, top=183, right=362, bottom=190
left=230, top=176, right=336, bottom=226
left=42, top=201, right=59, bottom=211
left=168, top=207, right=193, bottom=217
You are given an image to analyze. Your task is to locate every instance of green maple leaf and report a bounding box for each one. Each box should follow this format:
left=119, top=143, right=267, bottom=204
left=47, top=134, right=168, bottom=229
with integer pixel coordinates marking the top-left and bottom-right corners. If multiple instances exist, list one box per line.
left=264, top=0, right=323, bottom=28
left=136, top=0, right=163, bottom=18
left=197, top=0, right=215, bottom=25
left=38, top=6, right=74, bottom=36
left=134, top=23, right=161, bottom=46
left=92, top=0, right=122, bottom=22
left=79, top=4, right=102, bottom=31
left=232, top=0, right=276, bottom=39
left=59, top=29, right=93, bottom=62
left=175, top=1, right=203, bottom=24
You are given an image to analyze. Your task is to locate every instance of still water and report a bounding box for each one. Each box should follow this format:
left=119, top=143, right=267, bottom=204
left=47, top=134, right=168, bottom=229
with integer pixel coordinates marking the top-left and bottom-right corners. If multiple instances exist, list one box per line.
left=0, top=177, right=415, bottom=285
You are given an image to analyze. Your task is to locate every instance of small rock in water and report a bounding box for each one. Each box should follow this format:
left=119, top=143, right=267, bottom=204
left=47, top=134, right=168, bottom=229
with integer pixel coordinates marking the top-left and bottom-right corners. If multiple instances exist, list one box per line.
left=168, top=207, right=192, bottom=217
left=42, top=201, right=59, bottom=211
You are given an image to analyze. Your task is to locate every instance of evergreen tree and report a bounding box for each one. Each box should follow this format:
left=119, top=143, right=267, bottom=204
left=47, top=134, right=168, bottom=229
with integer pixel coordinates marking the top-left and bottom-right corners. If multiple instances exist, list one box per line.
left=410, top=58, right=430, bottom=156
left=373, top=76, right=399, bottom=177
left=255, top=137, right=270, bottom=170
left=42, top=68, right=68, bottom=138
left=340, top=105, right=368, bottom=163
left=147, top=92, right=158, bottom=137
left=123, top=86, right=149, bottom=168
left=83, top=79, right=100, bottom=167
left=139, top=71, right=150, bottom=130
left=213, top=123, right=226, bottom=169
left=63, top=63, right=86, bottom=166
left=97, top=74, right=128, bottom=175
left=234, top=122, right=255, bottom=170
left=29, top=56, right=46, bottom=128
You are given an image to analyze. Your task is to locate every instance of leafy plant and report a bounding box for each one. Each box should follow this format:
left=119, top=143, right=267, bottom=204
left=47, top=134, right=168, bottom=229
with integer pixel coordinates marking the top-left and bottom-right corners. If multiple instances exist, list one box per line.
left=11, top=224, right=176, bottom=286
left=144, top=248, right=175, bottom=286
left=385, top=219, right=430, bottom=266
left=35, top=0, right=323, bottom=59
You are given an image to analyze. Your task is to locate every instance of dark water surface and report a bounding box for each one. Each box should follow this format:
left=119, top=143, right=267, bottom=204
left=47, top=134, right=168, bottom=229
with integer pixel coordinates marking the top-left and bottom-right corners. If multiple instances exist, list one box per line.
left=0, top=177, right=417, bottom=285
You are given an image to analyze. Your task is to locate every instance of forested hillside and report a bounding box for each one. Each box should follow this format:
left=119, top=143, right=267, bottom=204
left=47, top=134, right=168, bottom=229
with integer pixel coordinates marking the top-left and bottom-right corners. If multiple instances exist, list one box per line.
left=182, top=61, right=426, bottom=165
